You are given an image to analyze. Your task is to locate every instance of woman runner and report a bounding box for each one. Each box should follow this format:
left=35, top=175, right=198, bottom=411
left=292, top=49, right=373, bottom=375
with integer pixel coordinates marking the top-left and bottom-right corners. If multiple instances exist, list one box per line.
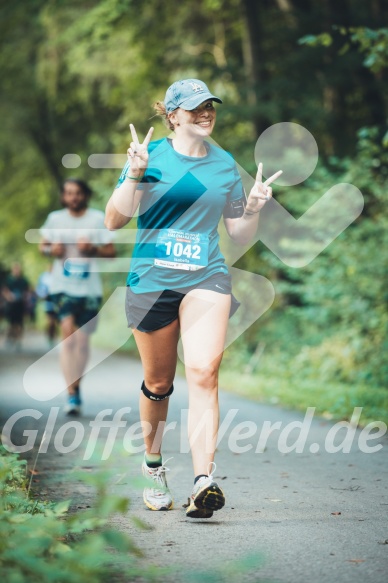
left=105, top=79, right=282, bottom=518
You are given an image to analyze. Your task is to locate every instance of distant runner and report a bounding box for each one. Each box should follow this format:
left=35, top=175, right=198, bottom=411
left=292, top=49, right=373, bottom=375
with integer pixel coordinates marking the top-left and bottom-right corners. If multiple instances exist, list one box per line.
left=36, top=266, right=58, bottom=348
left=2, top=263, right=30, bottom=350
left=40, top=179, right=116, bottom=414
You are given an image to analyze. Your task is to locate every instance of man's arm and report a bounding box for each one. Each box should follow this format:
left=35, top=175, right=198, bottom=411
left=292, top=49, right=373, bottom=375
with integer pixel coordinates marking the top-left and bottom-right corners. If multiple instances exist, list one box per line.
left=76, top=240, right=116, bottom=258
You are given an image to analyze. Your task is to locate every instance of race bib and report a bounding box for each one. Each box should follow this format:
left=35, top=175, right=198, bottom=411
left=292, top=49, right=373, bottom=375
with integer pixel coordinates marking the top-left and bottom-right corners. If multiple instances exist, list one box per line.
left=64, top=259, right=90, bottom=279
left=154, top=229, right=209, bottom=271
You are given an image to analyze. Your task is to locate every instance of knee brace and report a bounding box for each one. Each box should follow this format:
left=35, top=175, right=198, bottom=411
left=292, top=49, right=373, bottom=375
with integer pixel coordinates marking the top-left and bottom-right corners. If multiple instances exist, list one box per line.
left=141, top=381, right=174, bottom=401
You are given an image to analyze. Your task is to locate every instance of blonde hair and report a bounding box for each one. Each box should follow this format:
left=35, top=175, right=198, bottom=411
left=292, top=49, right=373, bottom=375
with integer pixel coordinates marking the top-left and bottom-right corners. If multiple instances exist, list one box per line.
left=153, top=101, right=175, bottom=131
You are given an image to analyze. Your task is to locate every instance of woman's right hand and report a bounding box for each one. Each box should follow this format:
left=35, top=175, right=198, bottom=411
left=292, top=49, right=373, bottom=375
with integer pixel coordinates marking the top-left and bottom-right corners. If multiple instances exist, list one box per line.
left=127, top=124, right=154, bottom=178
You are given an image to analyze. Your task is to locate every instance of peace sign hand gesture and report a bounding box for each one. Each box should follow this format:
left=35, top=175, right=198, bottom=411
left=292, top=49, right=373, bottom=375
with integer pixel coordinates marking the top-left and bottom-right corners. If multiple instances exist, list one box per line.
left=245, top=163, right=283, bottom=214
left=127, top=124, right=154, bottom=179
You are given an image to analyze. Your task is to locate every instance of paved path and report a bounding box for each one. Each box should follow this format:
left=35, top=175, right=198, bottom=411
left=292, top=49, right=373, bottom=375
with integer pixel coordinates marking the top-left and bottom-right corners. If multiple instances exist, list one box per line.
left=0, top=332, right=387, bottom=583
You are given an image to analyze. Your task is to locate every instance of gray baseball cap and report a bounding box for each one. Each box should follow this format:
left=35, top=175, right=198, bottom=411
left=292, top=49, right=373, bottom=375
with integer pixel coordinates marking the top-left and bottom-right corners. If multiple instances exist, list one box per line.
left=164, top=79, right=222, bottom=113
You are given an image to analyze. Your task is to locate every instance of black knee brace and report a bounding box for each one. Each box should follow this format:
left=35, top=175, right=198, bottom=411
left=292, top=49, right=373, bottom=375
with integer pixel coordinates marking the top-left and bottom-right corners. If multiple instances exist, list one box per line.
left=141, top=381, right=174, bottom=401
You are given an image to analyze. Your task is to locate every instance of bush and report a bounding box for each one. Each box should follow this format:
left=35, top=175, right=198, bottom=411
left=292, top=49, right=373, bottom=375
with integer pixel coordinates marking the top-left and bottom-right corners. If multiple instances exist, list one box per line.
left=0, top=446, right=147, bottom=583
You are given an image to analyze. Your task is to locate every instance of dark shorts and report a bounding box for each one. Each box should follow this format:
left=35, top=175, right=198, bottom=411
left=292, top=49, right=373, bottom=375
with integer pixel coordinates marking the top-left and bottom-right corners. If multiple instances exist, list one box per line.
left=44, top=298, right=57, bottom=316
left=125, top=273, right=240, bottom=332
left=50, top=293, right=102, bottom=334
left=6, top=300, right=25, bottom=325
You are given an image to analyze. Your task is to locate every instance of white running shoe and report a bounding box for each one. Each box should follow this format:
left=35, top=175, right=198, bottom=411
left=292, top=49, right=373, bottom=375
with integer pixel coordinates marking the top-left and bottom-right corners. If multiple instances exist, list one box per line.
left=185, top=462, right=225, bottom=519
left=142, top=457, right=173, bottom=511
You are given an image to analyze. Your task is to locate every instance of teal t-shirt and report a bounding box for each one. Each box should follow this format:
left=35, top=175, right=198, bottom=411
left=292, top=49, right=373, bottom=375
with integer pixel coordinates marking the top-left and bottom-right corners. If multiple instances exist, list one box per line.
left=116, top=137, right=244, bottom=293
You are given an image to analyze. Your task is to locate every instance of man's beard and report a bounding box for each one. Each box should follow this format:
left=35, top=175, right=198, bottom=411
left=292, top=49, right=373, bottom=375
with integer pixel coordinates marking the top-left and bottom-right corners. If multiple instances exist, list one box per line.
left=66, top=199, right=88, bottom=211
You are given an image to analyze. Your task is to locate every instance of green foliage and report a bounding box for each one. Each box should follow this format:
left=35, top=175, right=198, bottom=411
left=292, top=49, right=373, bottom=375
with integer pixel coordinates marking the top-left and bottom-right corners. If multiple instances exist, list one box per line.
left=1, top=3, right=387, bottom=259
left=294, top=128, right=387, bottom=387
left=299, top=33, right=333, bottom=47
left=227, top=126, right=388, bottom=418
left=299, top=26, right=388, bottom=73
left=340, top=27, right=388, bottom=73
left=0, top=446, right=147, bottom=583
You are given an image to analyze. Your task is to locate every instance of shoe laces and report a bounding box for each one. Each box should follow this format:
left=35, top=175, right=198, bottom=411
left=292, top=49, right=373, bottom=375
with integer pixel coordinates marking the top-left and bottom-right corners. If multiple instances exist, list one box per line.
left=145, top=457, right=173, bottom=494
left=207, top=461, right=216, bottom=480
left=197, top=461, right=216, bottom=484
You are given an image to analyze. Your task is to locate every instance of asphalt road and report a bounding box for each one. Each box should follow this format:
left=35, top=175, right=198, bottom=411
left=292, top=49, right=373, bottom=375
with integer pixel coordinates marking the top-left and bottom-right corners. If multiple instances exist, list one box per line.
left=1, top=332, right=387, bottom=583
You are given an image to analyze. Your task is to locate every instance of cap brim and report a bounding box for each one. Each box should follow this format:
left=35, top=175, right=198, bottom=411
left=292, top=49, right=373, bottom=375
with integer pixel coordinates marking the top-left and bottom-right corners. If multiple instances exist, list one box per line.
left=179, top=93, right=223, bottom=110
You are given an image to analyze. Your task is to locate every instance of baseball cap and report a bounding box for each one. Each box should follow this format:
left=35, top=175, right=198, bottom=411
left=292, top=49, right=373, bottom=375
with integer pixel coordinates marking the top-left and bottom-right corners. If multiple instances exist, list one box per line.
left=164, top=79, right=223, bottom=113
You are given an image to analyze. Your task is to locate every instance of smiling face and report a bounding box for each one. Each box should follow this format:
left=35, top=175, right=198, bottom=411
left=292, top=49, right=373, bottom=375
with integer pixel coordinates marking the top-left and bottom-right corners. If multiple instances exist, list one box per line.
left=168, top=100, right=216, bottom=136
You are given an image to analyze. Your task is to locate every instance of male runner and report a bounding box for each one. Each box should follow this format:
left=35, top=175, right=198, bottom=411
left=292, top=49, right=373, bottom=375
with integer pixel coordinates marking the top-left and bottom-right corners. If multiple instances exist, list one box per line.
left=40, top=179, right=115, bottom=414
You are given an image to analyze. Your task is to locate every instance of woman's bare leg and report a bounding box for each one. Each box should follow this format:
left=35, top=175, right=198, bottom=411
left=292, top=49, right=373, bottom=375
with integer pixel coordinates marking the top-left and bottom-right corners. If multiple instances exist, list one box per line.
left=133, top=319, right=180, bottom=455
left=179, top=290, right=231, bottom=476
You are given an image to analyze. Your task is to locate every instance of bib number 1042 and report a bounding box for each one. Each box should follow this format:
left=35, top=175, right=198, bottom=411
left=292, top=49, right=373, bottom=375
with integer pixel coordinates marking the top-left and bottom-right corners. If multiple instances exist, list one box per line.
left=164, top=241, right=201, bottom=260
left=154, top=229, right=209, bottom=270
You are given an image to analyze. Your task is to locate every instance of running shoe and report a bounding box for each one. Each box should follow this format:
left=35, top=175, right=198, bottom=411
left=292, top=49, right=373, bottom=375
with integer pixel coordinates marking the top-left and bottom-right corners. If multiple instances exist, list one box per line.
left=64, top=394, right=82, bottom=416
left=185, top=463, right=225, bottom=519
left=142, top=457, right=173, bottom=511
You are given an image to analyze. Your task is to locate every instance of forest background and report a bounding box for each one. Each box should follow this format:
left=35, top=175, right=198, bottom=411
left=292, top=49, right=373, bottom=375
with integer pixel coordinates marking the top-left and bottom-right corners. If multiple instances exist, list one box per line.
left=0, top=0, right=387, bottom=424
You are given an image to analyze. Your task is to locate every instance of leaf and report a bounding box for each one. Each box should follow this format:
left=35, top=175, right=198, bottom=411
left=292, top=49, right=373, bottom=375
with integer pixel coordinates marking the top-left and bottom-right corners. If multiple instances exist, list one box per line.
left=51, top=542, right=71, bottom=555
left=7, top=513, right=33, bottom=524
left=97, top=494, right=130, bottom=516
left=102, top=529, right=143, bottom=556
left=131, top=516, right=154, bottom=531
left=52, top=500, right=70, bottom=516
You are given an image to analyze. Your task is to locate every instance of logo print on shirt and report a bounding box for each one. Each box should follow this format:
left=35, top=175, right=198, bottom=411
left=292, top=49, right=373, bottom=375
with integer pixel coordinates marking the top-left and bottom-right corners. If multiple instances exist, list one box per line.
left=190, top=82, right=203, bottom=93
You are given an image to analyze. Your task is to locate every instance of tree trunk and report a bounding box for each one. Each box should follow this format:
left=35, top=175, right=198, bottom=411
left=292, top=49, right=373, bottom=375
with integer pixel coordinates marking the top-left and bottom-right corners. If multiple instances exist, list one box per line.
left=240, top=0, right=271, bottom=137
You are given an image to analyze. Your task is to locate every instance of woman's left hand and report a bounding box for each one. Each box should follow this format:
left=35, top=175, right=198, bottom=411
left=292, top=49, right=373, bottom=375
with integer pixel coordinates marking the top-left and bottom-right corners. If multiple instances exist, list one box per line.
left=245, top=163, right=282, bottom=214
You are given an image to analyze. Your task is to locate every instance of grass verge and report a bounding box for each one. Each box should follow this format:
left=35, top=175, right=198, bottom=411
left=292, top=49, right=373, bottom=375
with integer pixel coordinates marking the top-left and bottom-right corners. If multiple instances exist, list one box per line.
left=219, top=352, right=388, bottom=427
